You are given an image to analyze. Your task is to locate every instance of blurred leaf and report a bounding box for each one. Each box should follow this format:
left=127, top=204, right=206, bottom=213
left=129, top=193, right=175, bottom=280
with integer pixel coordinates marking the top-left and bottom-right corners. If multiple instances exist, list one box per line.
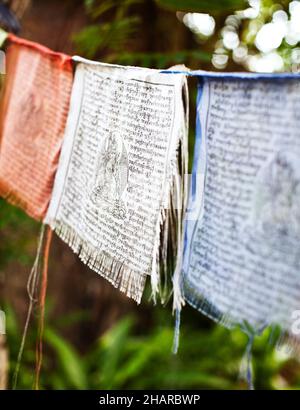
left=113, top=328, right=173, bottom=386
left=115, top=49, right=211, bottom=68
left=89, top=0, right=142, bottom=19
left=98, top=317, right=134, bottom=388
left=155, top=0, right=248, bottom=13
left=73, top=17, right=140, bottom=58
left=0, top=200, right=38, bottom=267
left=44, top=327, right=88, bottom=389
left=4, top=303, right=20, bottom=342
left=53, top=310, right=90, bottom=329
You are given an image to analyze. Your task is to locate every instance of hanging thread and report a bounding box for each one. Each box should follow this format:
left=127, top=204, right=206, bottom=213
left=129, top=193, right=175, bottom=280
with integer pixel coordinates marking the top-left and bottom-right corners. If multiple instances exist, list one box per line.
left=34, top=226, right=52, bottom=390
left=12, top=224, right=45, bottom=390
left=172, top=309, right=181, bottom=354
left=245, top=334, right=254, bottom=390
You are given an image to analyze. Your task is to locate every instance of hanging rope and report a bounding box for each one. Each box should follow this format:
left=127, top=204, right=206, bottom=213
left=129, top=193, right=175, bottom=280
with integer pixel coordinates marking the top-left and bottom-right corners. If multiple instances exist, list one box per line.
left=12, top=224, right=45, bottom=390
left=34, top=226, right=52, bottom=390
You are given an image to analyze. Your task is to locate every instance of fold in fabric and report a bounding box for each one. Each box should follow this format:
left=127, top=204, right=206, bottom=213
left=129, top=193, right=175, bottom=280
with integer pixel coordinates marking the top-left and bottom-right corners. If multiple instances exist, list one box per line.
left=46, top=58, right=188, bottom=303
left=183, top=76, right=300, bottom=344
left=0, top=34, right=73, bottom=220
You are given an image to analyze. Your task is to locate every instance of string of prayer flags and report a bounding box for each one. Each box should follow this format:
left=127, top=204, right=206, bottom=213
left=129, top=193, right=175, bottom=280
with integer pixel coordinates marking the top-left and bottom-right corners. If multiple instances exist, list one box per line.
left=45, top=57, right=188, bottom=303
left=182, top=74, right=300, bottom=347
left=0, top=34, right=73, bottom=220
left=2, top=32, right=300, bottom=349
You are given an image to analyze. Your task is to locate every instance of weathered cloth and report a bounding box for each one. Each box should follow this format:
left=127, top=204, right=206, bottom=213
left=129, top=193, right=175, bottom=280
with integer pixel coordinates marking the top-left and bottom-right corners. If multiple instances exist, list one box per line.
left=0, top=34, right=73, bottom=220
left=46, top=57, right=188, bottom=303
left=183, top=74, right=300, bottom=341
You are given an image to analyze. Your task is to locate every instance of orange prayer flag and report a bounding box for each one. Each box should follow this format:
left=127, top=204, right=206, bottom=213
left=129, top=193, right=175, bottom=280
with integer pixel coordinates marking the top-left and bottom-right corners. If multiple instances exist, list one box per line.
left=0, top=34, right=73, bottom=220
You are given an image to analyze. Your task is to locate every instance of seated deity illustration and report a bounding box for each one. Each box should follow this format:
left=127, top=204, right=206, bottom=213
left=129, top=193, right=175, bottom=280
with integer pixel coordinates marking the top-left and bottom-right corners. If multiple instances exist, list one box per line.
left=243, top=151, right=300, bottom=260
left=89, top=131, right=128, bottom=219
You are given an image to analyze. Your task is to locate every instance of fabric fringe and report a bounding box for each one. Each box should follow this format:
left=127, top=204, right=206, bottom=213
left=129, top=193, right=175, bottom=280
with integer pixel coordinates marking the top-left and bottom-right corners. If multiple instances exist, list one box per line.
left=12, top=225, right=45, bottom=390
left=48, top=76, right=188, bottom=307
left=167, top=79, right=189, bottom=353
left=34, top=226, right=52, bottom=390
left=151, top=77, right=189, bottom=312
left=183, top=277, right=237, bottom=330
left=172, top=78, right=189, bottom=313
left=50, top=221, right=146, bottom=304
left=185, top=283, right=300, bottom=388
left=49, top=79, right=188, bottom=306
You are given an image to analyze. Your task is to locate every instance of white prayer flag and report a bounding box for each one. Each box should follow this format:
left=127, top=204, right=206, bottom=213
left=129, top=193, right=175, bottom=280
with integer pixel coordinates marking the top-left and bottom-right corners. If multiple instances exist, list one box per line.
left=46, top=58, right=188, bottom=303
left=183, top=76, right=300, bottom=344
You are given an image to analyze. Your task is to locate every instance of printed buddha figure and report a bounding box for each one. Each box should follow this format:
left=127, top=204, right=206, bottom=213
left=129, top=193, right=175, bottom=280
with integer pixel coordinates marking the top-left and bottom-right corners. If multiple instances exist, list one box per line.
left=90, top=132, right=128, bottom=218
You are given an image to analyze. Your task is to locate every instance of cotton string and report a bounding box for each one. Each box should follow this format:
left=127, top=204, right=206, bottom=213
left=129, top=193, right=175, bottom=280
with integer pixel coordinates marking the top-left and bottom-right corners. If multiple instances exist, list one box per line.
left=172, top=308, right=181, bottom=354
left=245, top=334, right=254, bottom=390
left=238, top=326, right=256, bottom=391
left=12, top=224, right=45, bottom=390
left=34, top=226, right=52, bottom=390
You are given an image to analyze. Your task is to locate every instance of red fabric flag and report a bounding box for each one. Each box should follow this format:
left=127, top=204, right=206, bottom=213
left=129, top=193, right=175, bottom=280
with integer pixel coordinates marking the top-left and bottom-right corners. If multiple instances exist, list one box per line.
left=0, top=34, right=73, bottom=220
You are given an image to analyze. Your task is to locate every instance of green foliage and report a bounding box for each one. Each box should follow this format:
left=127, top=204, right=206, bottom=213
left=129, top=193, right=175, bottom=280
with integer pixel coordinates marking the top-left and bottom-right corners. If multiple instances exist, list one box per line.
left=74, top=0, right=142, bottom=60
left=155, top=0, right=248, bottom=14
left=1, top=199, right=299, bottom=390
left=75, top=0, right=298, bottom=71
left=4, top=301, right=300, bottom=390
left=211, top=0, right=300, bottom=71
left=117, top=50, right=211, bottom=68
left=44, top=328, right=88, bottom=389
left=74, top=17, right=140, bottom=60
left=74, top=0, right=211, bottom=66
left=0, top=200, right=38, bottom=268
left=2, top=0, right=300, bottom=393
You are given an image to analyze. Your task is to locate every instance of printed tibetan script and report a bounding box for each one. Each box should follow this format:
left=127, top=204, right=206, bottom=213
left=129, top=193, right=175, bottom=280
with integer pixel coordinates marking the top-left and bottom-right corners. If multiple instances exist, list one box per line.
left=46, top=60, right=187, bottom=303
left=184, top=78, right=300, bottom=335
